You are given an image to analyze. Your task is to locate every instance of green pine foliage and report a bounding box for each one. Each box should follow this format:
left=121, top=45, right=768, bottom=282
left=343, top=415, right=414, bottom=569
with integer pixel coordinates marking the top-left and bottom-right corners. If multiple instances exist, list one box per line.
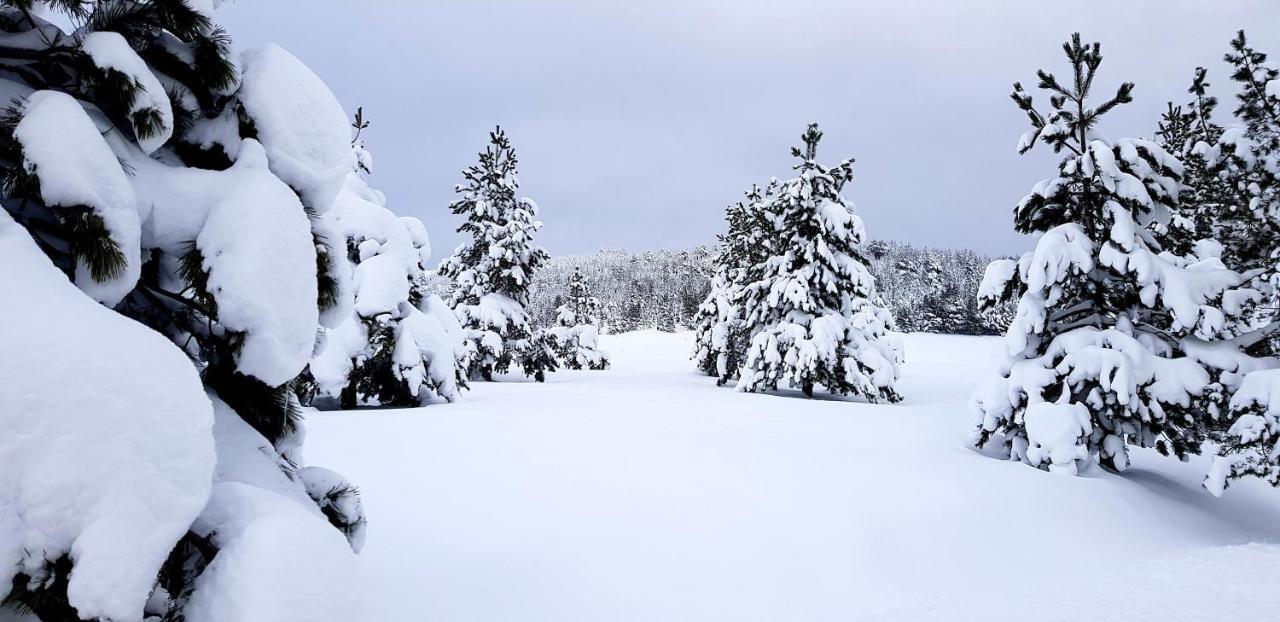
left=439, top=127, right=557, bottom=381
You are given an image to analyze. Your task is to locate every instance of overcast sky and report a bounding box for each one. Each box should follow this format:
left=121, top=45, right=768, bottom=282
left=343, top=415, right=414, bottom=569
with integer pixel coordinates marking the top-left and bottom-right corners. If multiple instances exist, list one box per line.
left=221, top=1, right=1279, bottom=257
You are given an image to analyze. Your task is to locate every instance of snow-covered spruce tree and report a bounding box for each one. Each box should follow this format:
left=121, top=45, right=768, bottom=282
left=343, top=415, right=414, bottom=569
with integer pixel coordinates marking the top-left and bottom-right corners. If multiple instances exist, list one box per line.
left=1155, top=65, right=1270, bottom=272
left=309, top=116, right=470, bottom=408
left=439, top=127, right=557, bottom=381
left=1203, top=32, right=1280, bottom=495
left=546, top=268, right=610, bottom=370
left=733, top=124, right=903, bottom=400
left=0, top=3, right=365, bottom=619
left=692, top=182, right=775, bottom=383
left=971, top=34, right=1256, bottom=475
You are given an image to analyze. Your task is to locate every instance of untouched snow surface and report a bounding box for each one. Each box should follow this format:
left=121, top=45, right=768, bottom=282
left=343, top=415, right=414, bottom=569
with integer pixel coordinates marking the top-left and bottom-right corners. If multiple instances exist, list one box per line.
left=305, top=331, right=1280, bottom=621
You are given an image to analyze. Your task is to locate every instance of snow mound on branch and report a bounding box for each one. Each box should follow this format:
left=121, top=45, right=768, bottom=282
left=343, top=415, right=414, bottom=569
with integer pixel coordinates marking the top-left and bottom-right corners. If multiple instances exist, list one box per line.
left=353, top=252, right=409, bottom=317
left=298, top=466, right=368, bottom=554
left=1226, top=369, right=1280, bottom=422
left=400, top=215, right=432, bottom=261
left=195, top=141, right=320, bottom=385
left=315, top=212, right=353, bottom=329
left=1023, top=402, right=1092, bottom=475
left=0, top=210, right=214, bottom=621
left=977, top=258, right=1018, bottom=303
left=239, top=43, right=354, bottom=212
left=328, top=177, right=420, bottom=269
left=80, top=31, right=173, bottom=154
left=311, top=318, right=365, bottom=397
left=186, top=397, right=360, bottom=621
left=208, top=395, right=316, bottom=507
left=15, top=90, right=140, bottom=306
left=473, top=292, right=528, bottom=331
left=185, top=483, right=360, bottom=622
left=397, top=295, right=469, bottom=402
left=94, top=133, right=324, bottom=385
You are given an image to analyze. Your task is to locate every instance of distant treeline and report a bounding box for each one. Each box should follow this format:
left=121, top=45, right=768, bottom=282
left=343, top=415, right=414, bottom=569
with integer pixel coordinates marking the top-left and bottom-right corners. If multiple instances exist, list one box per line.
left=426, top=243, right=1013, bottom=335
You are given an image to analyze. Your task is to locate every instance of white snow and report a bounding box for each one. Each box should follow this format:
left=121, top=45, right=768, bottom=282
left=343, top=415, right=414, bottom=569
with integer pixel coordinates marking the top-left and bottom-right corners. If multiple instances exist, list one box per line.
left=302, top=330, right=1280, bottom=621
left=80, top=31, right=174, bottom=154
left=15, top=90, right=141, bottom=305
left=1023, top=401, right=1092, bottom=475
left=185, top=395, right=361, bottom=622
left=194, top=141, right=320, bottom=385
left=238, top=44, right=355, bottom=213
left=185, top=483, right=361, bottom=622
left=352, top=253, right=409, bottom=317
left=0, top=210, right=215, bottom=621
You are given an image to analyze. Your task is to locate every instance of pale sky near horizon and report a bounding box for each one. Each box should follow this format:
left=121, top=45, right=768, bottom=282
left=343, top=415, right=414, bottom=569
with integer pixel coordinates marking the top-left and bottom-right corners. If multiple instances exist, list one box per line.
left=220, top=1, right=1280, bottom=258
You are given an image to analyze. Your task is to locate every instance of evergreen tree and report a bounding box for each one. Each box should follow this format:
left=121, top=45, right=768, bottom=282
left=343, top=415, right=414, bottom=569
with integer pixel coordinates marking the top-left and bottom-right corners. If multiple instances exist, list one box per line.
left=691, top=182, right=775, bottom=383
left=1155, top=66, right=1262, bottom=266
left=734, top=124, right=903, bottom=400
left=0, top=2, right=365, bottom=618
left=1191, top=31, right=1280, bottom=286
left=439, top=127, right=557, bottom=381
left=1204, top=32, right=1280, bottom=495
left=547, top=268, right=610, bottom=369
left=971, top=34, right=1253, bottom=475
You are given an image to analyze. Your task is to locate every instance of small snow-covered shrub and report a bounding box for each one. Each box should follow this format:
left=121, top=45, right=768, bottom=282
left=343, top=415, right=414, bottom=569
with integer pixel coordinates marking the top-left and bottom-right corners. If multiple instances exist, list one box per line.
left=546, top=268, right=610, bottom=370
left=0, top=3, right=376, bottom=618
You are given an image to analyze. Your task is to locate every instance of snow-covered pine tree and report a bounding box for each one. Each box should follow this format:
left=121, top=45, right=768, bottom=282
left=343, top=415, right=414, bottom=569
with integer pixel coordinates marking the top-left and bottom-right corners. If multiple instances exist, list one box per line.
left=309, top=115, right=470, bottom=408
left=1155, top=66, right=1264, bottom=267
left=1189, top=32, right=1280, bottom=285
left=971, top=34, right=1255, bottom=475
left=547, top=268, right=610, bottom=370
left=692, top=182, right=775, bottom=383
left=1203, top=32, right=1280, bottom=495
left=439, top=127, right=557, bottom=381
left=733, top=124, right=903, bottom=400
left=0, top=2, right=367, bottom=619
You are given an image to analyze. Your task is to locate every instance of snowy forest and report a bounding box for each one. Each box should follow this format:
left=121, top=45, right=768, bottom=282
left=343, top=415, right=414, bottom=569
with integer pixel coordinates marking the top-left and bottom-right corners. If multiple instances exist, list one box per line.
left=430, top=242, right=1011, bottom=336
left=3, top=1, right=1280, bottom=621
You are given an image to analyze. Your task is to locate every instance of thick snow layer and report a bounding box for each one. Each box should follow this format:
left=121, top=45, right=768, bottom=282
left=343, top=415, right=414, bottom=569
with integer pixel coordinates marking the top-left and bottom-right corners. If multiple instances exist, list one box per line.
left=15, top=90, right=141, bottom=305
left=303, top=331, right=1280, bottom=621
left=80, top=31, right=173, bottom=154
left=397, top=294, right=469, bottom=402
left=0, top=211, right=215, bottom=621
left=311, top=316, right=367, bottom=397
left=194, top=141, right=320, bottom=385
left=208, top=394, right=316, bottom=508
left=1023, top=402, right=1092, bottom=475
left=238, top=44, right=354, bottom=213
left=185, top=483, right=361, bottom=622
left=186, top=396, right=361, bottom=622
left=99, top=132, right=322, bottom=385
left=352, top=253, right=409, bottom=317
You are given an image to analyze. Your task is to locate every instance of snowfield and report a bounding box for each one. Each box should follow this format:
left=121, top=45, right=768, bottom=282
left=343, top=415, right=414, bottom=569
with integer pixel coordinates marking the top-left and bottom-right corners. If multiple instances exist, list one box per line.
left=304, top=331, right=1280, bottom=621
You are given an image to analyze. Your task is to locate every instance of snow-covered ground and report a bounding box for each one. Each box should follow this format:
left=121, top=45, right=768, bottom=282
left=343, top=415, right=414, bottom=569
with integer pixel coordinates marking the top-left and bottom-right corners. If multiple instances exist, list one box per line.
left=304, top=331, right=1280, bottom=621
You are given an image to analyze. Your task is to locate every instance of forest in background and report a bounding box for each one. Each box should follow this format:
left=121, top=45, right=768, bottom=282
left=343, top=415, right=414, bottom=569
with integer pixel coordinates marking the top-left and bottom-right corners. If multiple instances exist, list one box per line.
left=425, top=241, right=1013, bottom=336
